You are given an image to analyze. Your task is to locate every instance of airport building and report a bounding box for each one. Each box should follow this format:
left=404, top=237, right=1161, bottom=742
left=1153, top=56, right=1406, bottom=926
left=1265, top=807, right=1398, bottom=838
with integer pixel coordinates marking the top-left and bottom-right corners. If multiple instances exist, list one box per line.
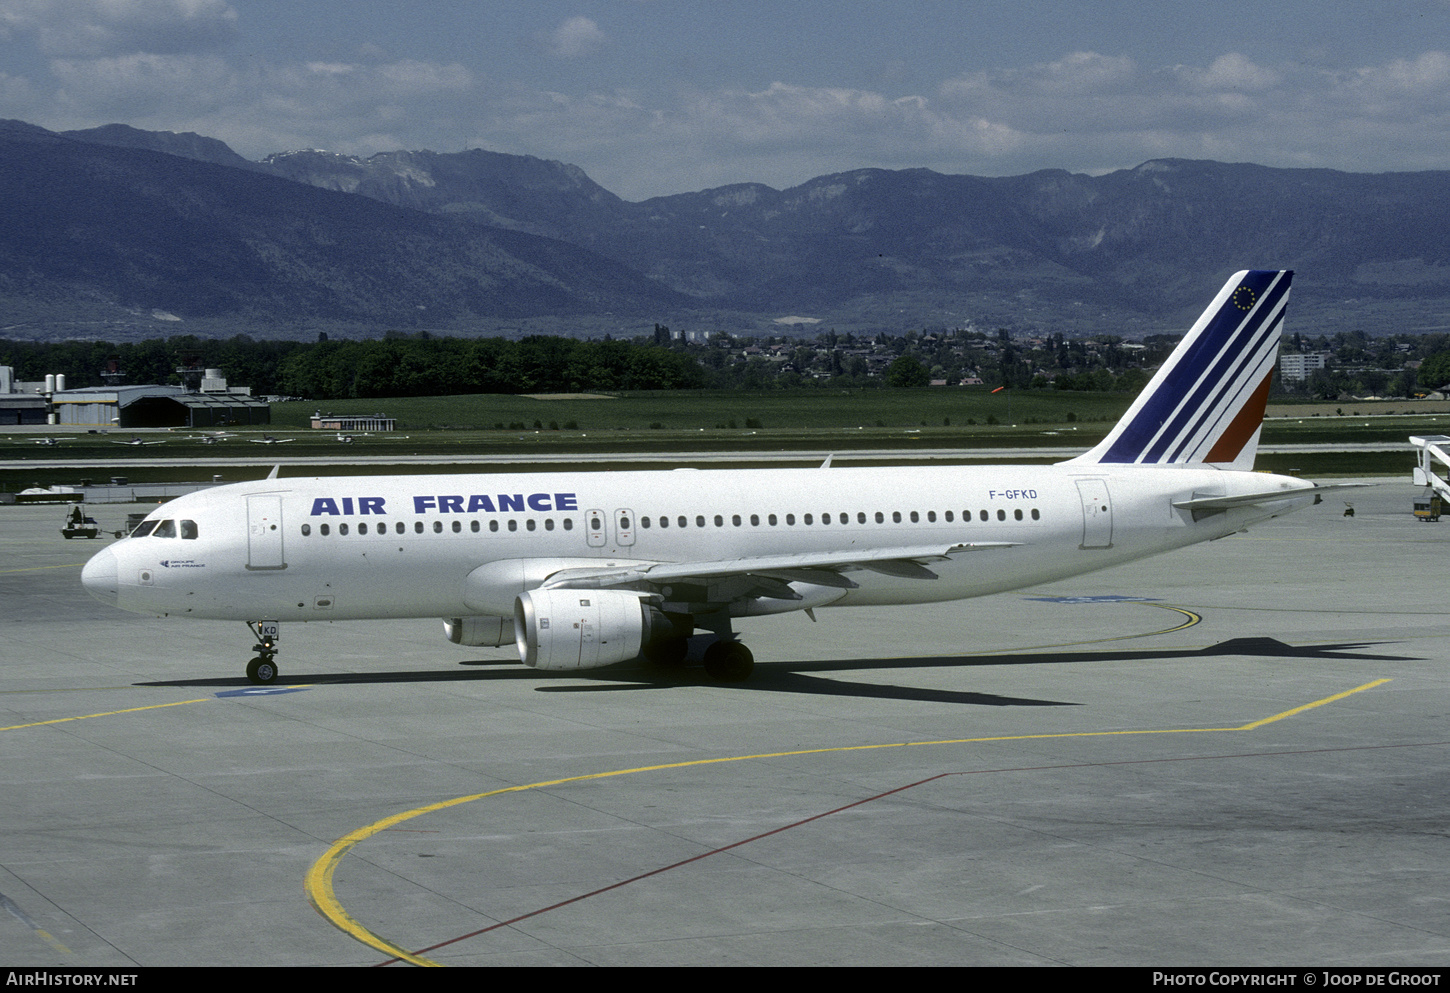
left=52, top=385, right=270, bottom=428
left=1279, top=352, right=1330, bottom=381
left=0, top=366, right=55, bottom=425
left=309, top=412, right=396, bottom=432
left=1, top=365, right=270, bottom=429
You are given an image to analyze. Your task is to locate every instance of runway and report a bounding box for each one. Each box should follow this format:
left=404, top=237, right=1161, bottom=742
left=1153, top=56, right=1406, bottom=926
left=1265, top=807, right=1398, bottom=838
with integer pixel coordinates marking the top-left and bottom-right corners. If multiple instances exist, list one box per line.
left=2, top=479, right=1449, bottom=966
left=1, top=440, right=1422, bottom=471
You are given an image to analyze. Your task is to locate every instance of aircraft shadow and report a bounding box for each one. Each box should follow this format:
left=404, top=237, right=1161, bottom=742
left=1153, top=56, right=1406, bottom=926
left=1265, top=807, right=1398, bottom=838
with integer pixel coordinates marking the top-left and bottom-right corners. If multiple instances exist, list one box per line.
left=136, top=637, right=1420, bottom=710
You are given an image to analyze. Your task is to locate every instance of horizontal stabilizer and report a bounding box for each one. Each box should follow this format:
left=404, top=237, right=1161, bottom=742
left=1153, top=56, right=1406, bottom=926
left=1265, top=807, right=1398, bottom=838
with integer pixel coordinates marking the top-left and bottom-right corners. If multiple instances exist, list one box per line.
left=1172, top=482, right=1364, bottom=515
left=1173, top=490, right=1309, bottom=512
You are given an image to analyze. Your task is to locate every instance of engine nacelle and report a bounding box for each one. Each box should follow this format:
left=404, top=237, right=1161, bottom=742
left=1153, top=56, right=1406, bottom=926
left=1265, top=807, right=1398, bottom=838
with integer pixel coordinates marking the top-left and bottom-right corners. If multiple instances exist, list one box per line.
left=513, top=588, right=654, bottom=670
left=442, top=616, right=515, bottom=647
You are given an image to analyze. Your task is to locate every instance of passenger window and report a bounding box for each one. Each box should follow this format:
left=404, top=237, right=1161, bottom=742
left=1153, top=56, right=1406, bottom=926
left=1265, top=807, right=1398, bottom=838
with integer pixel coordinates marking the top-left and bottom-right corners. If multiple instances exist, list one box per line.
left=750, top=514, right=759, bottom=526
left=945, top=511, right=953, bottom=522
left=301, top=524, right=311, bottom=537
left=414, top=521, right=424, bottom=533
left=892, top=512, right=902, bottom=523
left=396, top=521, right=404, bottom=534
left=696, top=515, right=706, bottom=528
left=997, top=509, right=1006, bottom=521
left=452, top=521, right=462, bottom=533
left=153, top=520, right=176, bottom=538
left=659, top=516, right=669, bottom=528
left=471, top=520, right=480, bottom=532
left=563, top=519, right=574, bottom=531
left=909, top=511, right=918, bottom=523
left=714, top=515, right=723, bottom=527
left=1014, top=509, right=1023, bottom=521
left=927, top=511, right=936, bottom=523
left=320, top=523, right=330, bottom=536
left=875, top=512, right=884, bottom=523
left=527, top=520, right=536, bottom=531
left=732, top=515, right=741, bottom=526
left=508, top=520, right=517, bottom=532
left=804, top=514, right=813, bottom=525
left=340, top=523, right=349, bottom=535
left=490, top=520, right=499, bottom=532
left=768, top=514, right=777, bottom=526
left=359, top=522, right=369, bottom=535
left=979, top=510, right=988, bottom=521
left=181, top=520, right=198, bottom=539
left=1031, top=508, right=1040, bottom=520
left=785, top=514, right=795, bottom=525
left=678, top=516, right=687, bottom=528
left=641, top=517, right=651, bottom=528
left=858, top=512, right=867, bottom=524
left=433, top=521, right=442, bottom=533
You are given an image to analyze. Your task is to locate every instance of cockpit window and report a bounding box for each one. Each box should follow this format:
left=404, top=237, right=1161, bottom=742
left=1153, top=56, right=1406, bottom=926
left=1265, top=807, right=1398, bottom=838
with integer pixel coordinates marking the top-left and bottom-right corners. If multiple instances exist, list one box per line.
left=130, top=520, right=158, bottom=538
left=181, top=520, right=198, bottom=540
left=152, top=520, right=177, bottom=538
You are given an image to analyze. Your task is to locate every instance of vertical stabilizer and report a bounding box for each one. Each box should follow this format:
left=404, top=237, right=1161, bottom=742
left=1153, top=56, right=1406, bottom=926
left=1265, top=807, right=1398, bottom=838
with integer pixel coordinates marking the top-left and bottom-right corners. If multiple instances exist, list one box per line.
left=1065, top=269, right=1291, bottom=469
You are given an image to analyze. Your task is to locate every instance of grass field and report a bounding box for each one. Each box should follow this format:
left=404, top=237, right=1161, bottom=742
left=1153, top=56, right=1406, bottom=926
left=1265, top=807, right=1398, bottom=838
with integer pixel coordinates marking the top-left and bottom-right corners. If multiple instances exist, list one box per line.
left=3, top=388, right=1445, bottom=489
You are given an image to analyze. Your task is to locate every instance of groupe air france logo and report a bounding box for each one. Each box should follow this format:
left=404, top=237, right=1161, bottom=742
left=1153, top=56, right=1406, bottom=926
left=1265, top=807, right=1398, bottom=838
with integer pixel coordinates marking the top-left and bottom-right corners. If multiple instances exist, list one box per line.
left=1232, top=285, right=1257, bottom=311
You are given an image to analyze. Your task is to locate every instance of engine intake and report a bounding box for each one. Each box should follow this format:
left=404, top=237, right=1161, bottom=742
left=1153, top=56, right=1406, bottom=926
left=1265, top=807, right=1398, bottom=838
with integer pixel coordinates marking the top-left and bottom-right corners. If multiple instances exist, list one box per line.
left=514, top=588, right=676, bottom=670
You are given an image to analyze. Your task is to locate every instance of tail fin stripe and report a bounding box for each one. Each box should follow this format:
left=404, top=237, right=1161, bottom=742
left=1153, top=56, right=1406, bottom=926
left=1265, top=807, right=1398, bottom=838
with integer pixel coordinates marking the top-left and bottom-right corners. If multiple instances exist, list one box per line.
left=1100, top=270, right=1289, bottom=464
left=1163, top=302, right=1286, bottom=462
left=1138, top=274, right=1289, bottom=463
left=1158, top=289, right=1287, bottom=462
left=1202, top=371, right=1274, bottom=463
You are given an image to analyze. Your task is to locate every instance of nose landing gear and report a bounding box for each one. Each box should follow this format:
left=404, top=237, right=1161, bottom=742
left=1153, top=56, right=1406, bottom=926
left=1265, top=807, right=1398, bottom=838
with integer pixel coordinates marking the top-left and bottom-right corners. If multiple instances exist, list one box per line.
left=245, top=620, right=280, bottom=685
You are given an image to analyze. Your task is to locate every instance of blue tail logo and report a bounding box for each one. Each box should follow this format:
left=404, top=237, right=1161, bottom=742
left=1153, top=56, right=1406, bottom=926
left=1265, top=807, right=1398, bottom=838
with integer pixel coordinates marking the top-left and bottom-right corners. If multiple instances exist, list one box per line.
left=1067, top=269, right=1291, bottom=469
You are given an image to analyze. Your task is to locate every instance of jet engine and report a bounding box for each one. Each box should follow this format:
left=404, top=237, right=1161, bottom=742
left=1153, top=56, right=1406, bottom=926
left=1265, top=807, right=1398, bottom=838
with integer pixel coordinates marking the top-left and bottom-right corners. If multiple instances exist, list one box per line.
left=442, top=616, right=515, bottom=647
left=514, top=588, right=685, bottom=670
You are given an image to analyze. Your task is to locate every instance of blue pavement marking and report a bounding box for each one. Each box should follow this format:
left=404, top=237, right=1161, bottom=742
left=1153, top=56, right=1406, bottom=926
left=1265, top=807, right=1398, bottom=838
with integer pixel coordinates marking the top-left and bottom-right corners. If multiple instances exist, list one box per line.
left=1026, top=595, right=1160, bottom=603
left=216, top=686, right=310, bottom=698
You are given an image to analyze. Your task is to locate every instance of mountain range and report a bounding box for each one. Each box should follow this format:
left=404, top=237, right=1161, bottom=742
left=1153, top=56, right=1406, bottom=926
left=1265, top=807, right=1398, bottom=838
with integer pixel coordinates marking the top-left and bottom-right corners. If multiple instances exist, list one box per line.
left=3, top=119, right=1449, bottom=340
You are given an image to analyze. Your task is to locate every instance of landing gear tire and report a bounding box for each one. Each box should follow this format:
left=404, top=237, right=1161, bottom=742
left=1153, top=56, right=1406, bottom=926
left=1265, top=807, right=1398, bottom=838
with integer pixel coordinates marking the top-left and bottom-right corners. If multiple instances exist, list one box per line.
left=246, top=656, right=279, bottom=685
left=703, top=640, right=754, bottom=682
left=643, top=636, right=690, bottom=668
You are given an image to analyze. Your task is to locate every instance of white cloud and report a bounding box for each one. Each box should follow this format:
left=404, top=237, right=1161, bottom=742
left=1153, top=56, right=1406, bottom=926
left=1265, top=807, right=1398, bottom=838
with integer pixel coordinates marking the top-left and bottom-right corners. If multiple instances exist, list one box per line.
left=7, top=36, right=1450, bottom=200
left=51, top=53, right=239, bottom=116
left=0, top=0, right=238, bottom=56
left=547, top=16, right=607, bottom=59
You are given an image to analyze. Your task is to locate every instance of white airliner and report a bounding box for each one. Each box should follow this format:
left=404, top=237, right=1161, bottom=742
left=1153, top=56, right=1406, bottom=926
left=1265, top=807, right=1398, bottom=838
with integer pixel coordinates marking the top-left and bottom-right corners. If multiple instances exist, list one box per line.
left=83, top=270, right=1328, bottom=685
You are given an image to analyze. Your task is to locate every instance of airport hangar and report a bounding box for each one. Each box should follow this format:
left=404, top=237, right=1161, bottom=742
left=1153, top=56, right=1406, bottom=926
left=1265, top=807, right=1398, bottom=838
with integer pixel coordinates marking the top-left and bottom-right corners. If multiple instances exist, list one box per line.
left=49, top=385, right=270, bottom=429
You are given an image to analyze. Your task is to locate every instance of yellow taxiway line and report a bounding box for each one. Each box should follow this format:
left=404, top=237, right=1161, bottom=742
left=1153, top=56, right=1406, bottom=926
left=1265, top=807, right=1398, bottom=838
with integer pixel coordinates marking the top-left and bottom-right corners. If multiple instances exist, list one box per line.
left=306, top=676, right=1392, bottom=967
left=1, top=698, right=208, bottom=731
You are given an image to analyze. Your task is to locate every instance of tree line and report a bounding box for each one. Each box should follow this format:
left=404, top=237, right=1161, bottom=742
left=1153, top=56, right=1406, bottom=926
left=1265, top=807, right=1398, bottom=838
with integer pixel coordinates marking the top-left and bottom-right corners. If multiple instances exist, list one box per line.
left=0, top=334, right=707, bottom=398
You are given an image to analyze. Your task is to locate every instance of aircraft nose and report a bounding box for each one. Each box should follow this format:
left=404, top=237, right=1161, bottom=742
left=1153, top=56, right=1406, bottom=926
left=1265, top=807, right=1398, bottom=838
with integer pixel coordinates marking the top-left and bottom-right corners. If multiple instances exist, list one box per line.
left=81, top=546, right=119, bottom=607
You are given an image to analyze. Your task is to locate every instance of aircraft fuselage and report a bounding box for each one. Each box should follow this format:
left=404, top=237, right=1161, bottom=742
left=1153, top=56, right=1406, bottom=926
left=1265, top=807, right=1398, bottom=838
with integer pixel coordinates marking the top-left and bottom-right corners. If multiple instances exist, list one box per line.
left=82, top=462, right=1314, bottom=624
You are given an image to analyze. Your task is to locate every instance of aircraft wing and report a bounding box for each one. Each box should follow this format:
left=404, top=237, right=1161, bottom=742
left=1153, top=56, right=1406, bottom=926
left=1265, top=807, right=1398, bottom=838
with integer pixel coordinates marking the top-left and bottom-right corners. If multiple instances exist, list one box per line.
left=540, top=541, right=1020, bottom=592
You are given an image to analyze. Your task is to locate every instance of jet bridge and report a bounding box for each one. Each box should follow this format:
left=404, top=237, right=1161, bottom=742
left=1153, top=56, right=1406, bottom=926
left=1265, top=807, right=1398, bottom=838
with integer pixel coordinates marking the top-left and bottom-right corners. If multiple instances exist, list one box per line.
left=1410, top=435, right=1450, bottom=521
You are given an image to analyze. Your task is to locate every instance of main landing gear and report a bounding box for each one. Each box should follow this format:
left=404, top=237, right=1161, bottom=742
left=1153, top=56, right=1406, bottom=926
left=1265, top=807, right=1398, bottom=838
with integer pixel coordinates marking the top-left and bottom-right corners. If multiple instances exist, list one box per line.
left=694, top=614, right=754, bottom=683
left=703, top=639, right=754, bottom=682
left=644, top=636, right=753, bottom=681
left=245, top=620, right=280, bottom=685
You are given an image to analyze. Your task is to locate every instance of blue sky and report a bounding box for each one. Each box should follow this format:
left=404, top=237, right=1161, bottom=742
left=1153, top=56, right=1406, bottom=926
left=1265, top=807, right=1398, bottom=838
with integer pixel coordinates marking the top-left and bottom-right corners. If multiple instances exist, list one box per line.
left=2, top=1, right=1448, bottom=199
